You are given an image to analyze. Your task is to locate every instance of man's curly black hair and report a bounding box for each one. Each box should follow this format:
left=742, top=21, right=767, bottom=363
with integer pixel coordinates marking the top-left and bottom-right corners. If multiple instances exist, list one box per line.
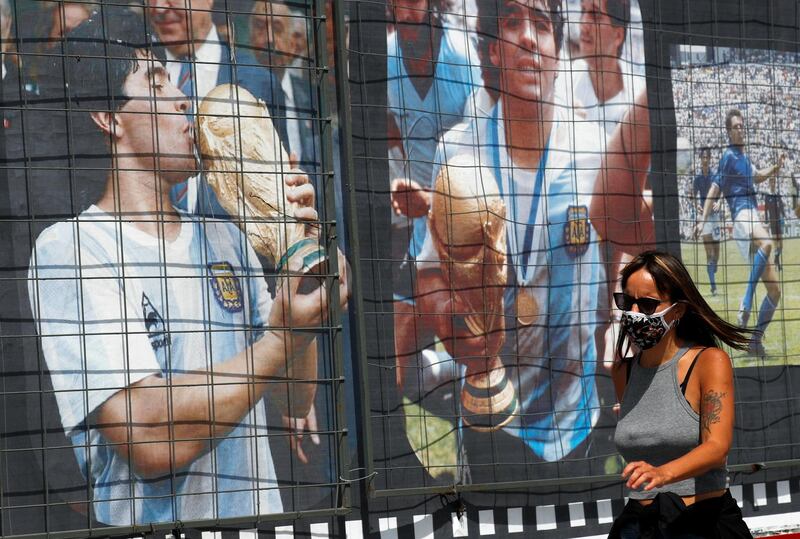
left=64, top=5, right=163, bottom=111
left=476, top=0, right=564, bottom=100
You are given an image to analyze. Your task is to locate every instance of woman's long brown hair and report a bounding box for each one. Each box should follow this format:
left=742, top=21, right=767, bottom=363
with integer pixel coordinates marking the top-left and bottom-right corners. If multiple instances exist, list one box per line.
left=615, top=250, right=754, bottom=362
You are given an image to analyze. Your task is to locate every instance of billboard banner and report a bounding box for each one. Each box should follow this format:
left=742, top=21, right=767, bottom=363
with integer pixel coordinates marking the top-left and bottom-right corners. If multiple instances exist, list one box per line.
left=3, top=0, right=800, bottom=537
left=377, top=0, right=653, bottom=490
left=0, top=1, right=345, bottom=535
left=672, top=45, right=799, bottom=364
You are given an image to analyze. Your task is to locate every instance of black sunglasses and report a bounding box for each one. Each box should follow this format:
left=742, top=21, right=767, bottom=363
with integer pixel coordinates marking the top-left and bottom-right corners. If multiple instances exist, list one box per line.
left=613, top=292, right=664, bottom=316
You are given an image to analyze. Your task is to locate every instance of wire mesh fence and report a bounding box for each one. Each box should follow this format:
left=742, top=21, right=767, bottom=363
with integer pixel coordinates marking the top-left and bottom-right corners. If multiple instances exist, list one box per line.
left=2, top=0, right=800, bottom=537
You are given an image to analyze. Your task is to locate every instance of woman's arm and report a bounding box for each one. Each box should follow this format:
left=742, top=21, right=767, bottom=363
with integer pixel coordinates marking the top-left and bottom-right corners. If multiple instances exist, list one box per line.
left=623, top=347, right=734, bottom=491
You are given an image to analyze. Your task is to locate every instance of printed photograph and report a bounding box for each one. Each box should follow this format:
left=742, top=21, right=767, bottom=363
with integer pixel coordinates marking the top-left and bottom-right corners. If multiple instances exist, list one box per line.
left=383, top=0, right=653, bottom=486
left=0, top=0, right=345, bottom=532
left=672, top=45, right=800, bottom=365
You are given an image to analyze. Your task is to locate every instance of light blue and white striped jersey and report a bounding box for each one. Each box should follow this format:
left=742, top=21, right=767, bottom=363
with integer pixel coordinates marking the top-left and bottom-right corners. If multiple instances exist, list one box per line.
left=422, top=102, right=605, bottom=461
left=388, top=23, right=483, bottom=258
left=387, top=24, right=482, bottom=189
left=28, top=206, right=282, bottom=525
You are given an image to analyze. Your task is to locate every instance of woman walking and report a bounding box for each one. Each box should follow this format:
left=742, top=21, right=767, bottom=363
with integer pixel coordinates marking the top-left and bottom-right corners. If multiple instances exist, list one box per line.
left=610, top=250, right=753, bottom=538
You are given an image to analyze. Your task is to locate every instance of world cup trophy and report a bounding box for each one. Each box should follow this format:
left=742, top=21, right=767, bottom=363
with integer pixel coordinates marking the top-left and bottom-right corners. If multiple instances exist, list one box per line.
left=428, top=154, right=518, bottom=431
left=196, top=84, right=325, bottom=282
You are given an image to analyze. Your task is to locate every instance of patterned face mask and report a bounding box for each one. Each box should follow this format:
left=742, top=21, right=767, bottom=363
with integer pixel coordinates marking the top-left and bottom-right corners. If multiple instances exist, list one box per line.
left=620, top=303, right=678, bottom=350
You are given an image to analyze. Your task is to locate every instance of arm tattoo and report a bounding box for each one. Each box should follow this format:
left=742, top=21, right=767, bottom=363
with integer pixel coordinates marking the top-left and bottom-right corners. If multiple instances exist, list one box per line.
left=701, top=390, right=727, bottom=434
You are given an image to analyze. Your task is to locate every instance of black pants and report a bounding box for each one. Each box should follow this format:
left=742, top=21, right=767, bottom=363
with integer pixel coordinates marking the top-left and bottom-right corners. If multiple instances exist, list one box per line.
left=608, top=490, right=752, bottom=539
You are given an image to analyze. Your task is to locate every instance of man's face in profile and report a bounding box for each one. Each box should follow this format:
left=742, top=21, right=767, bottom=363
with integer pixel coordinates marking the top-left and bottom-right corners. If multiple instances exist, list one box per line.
left=147, top=0, right=214, bottom=57
left=114, top=51, right=196, bottom=183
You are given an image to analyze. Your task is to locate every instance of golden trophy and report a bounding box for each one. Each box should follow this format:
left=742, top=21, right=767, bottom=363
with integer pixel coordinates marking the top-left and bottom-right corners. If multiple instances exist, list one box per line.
left=428, top=154, right=518, bottom=431
left=196, top=84, right=325, bottom=282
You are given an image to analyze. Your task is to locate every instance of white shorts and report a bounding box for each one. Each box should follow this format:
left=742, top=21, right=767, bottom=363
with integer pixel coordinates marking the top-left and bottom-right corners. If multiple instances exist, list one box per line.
left=701, top=211, right=722, bottom=242
left=732, top=207, right=760, bottom=260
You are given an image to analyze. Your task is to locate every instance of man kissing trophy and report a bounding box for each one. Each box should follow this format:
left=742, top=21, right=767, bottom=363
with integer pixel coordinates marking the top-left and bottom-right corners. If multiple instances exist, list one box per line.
left=197, top=84, right=326, bottom=280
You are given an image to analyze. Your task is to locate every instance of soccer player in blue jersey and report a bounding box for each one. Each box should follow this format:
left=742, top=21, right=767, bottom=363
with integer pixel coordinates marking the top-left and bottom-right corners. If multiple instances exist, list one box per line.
left=693, top=147, right=721, bottom=294
left=26, top=10, right=337, bottom=525
left=696, top=109, right=784, bottom=356
left=409, top=0, right=614, bottom=478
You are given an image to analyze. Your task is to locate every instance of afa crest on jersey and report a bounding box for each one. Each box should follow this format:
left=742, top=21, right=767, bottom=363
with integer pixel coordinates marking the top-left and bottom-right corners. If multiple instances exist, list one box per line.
left=208, top=262, right=244, bottom=313
left=564, top=205, right=590, bottom=256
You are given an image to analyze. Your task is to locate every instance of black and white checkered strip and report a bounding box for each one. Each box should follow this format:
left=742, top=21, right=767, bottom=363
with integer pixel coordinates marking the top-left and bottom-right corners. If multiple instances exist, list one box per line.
left=122, top=479, right=800, bottom=538
left=369, top=501, right=623, bottom=539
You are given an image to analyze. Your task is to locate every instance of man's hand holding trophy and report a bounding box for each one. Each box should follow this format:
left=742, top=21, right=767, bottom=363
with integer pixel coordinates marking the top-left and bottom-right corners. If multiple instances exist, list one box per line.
left=425, top=154, right=518, bottom=432
left=197, top=84, right=327, bottom=285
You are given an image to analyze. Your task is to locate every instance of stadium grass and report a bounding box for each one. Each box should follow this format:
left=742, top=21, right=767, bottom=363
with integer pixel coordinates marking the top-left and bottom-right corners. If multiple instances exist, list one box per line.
left=681, top=238, right=800, bottom=367
left=402, top=396, right=460, bottom=479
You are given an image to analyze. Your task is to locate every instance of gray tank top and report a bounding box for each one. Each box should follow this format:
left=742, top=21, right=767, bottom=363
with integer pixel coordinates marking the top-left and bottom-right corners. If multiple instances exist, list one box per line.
left=614, top=346, right=728, bottom=499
